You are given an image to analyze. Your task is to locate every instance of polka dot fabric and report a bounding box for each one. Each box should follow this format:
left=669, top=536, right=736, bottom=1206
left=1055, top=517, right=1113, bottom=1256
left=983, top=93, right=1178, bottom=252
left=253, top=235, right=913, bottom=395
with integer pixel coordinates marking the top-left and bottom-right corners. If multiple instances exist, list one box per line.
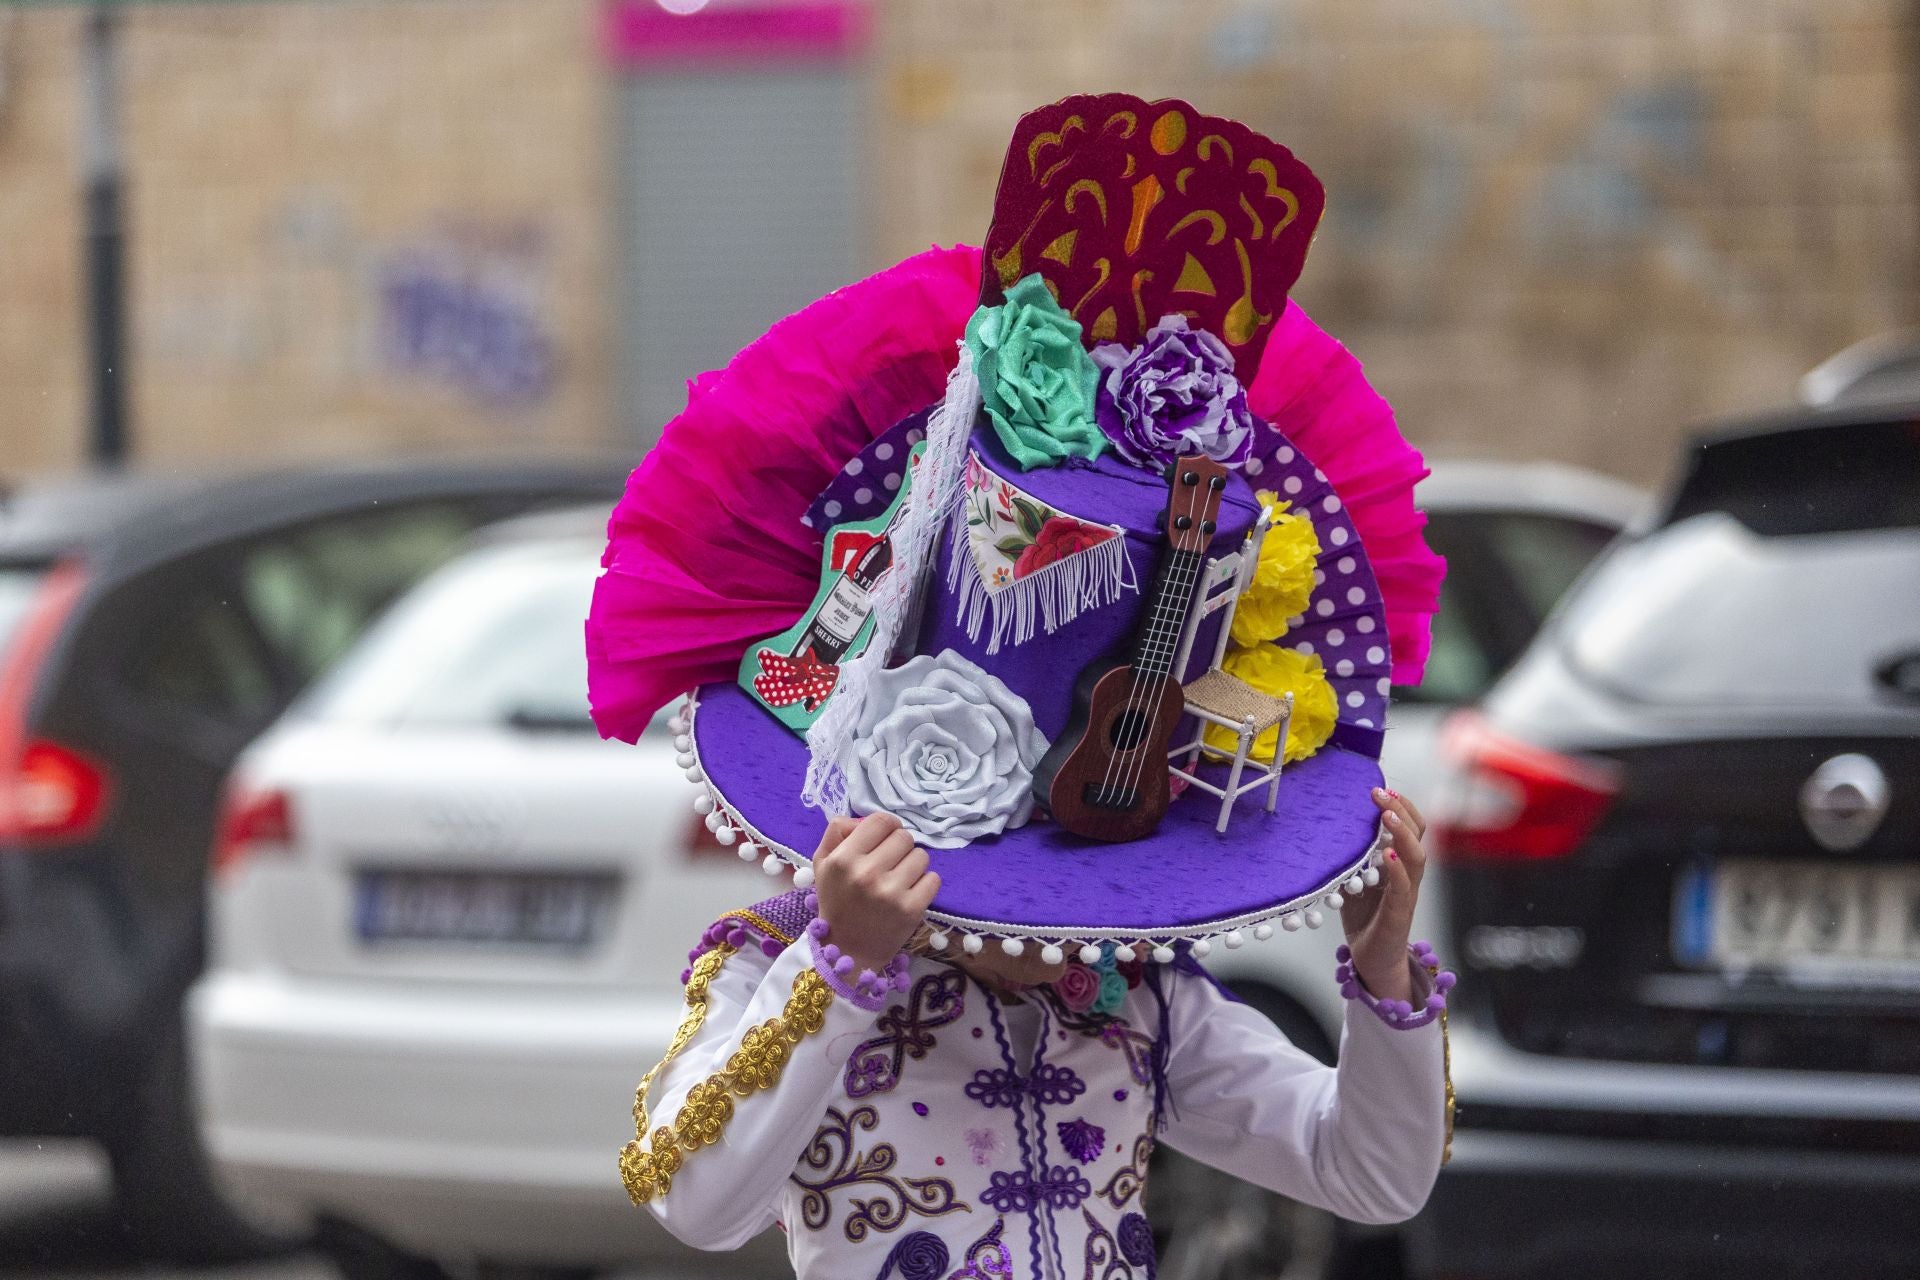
left=803, top=408, right=929, bottom=533
left=1245, top=423, right=1392, bottom=757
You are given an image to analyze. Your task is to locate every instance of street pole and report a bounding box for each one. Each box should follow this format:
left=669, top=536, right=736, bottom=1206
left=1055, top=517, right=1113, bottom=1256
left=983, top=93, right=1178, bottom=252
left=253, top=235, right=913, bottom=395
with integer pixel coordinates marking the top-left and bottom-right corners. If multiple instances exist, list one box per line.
left=80, top=4, right=128, bottom=468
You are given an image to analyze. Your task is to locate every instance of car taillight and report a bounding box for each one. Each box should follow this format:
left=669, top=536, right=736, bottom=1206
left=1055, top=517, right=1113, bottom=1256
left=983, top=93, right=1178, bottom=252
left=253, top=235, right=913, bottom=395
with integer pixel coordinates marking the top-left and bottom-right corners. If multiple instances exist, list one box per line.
left=0, top=561, right=110, bottom=845
left=213, top=784, right=295, bottom=876
left=0, top=739, right=112, bottom=841
left=1432, top=711, right=1622, bottom=862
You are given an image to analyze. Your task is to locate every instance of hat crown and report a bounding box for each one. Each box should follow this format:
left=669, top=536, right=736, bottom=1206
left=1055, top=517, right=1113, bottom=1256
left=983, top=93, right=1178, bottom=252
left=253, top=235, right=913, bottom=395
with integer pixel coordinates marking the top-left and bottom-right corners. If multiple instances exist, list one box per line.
left=981, top=93, right=1325, bottom=375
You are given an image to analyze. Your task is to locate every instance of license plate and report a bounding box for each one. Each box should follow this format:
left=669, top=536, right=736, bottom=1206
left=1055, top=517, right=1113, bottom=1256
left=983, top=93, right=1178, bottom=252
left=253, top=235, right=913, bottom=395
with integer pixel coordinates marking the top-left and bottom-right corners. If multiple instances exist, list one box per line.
left=1674, top=859, right=1920, bottom=980
left=354, top=870, right=614, bottom=947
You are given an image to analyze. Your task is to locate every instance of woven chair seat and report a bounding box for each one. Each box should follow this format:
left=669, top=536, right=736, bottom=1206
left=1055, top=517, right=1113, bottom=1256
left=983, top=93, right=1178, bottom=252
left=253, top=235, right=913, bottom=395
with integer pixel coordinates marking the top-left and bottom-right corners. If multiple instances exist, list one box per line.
left=1182, top=669, right=1290, bottom=734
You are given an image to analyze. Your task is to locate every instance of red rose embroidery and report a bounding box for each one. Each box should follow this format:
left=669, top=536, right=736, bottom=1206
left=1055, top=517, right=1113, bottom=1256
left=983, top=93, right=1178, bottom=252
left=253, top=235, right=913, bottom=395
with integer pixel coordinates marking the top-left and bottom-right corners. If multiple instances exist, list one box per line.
left=1013, top=517, right=1113, bottom=579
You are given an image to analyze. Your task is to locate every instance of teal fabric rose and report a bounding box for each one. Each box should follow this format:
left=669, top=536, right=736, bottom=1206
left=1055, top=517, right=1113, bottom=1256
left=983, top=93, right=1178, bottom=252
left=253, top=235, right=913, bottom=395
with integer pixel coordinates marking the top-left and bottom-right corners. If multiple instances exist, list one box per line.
left=964, top=274, right=1105, bottom=471
left=1092, top=969, right=1129, bottom=1016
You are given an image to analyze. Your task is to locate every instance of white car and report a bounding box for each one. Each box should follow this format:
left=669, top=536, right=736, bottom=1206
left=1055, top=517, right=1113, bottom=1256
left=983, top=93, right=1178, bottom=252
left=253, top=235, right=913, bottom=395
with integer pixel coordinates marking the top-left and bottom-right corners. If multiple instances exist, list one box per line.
left=190, top=462, right=1644, bottom=1279
left=187, top=511, right=782, bottom=1276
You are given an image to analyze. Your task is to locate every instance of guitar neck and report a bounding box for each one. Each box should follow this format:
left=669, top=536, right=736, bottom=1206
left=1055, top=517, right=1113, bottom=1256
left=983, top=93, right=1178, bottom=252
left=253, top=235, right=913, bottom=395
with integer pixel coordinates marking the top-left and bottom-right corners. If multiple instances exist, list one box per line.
left=1128, top=547, right=1204, bottom=678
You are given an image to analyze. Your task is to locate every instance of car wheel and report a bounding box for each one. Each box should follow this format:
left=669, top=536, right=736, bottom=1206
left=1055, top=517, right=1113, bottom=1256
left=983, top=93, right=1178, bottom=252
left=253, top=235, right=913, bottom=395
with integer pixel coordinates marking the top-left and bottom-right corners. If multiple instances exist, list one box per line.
left=104, top=1014, right=301, bottom=1262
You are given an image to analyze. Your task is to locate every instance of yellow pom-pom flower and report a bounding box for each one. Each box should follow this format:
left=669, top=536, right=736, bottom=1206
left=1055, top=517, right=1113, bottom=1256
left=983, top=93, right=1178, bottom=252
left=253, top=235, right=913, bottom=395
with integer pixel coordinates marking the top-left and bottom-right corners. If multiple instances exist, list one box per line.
left=1203, top=642, right=1340, bottom=765
left=1228, top=493, right=1320, bottom=648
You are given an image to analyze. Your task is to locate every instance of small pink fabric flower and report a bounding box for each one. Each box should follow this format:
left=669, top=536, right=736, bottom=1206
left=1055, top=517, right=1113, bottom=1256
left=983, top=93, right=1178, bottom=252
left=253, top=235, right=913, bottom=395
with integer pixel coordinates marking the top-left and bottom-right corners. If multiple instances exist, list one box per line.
left=1054, top=964, right=1100, bottom=1012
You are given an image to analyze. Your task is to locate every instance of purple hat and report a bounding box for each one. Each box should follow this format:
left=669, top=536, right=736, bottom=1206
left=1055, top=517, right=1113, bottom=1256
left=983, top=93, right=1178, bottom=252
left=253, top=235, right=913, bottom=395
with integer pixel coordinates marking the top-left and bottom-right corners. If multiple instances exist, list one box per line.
left=587, top=95, right=1444, bottom=962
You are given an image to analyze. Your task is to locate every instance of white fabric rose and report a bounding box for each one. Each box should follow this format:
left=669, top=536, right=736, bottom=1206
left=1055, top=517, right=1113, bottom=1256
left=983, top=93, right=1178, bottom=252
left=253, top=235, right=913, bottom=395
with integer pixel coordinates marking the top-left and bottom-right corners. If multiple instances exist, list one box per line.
left=842, top=650, right=1048, bottom=848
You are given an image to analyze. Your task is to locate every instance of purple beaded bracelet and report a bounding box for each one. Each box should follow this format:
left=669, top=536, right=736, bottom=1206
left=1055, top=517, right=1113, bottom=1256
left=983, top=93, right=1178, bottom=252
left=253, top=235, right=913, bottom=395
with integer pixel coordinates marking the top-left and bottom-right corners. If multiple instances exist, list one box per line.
left=1336, top=940, right=1457, bottom=1030
left=806, top=918, right=913, bottom=1012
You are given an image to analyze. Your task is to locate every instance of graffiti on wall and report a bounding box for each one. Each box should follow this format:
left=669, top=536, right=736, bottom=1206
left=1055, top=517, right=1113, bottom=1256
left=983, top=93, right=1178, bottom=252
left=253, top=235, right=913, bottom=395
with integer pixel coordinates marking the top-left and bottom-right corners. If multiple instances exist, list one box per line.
left=376, top=220, right=557, bottom=410
left=143, top=196, right=562, bottom=416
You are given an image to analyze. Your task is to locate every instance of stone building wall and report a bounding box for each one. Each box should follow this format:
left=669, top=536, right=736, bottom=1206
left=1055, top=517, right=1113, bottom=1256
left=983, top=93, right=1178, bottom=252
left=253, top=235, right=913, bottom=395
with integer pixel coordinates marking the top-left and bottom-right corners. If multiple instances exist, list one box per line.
left=0, top=0, right=612, bottom=476
left=2, top=0, right=1916, bottom=486
left=872, top=0, right=1920, bottom=484
left=0, top=7, right=88, bottom=476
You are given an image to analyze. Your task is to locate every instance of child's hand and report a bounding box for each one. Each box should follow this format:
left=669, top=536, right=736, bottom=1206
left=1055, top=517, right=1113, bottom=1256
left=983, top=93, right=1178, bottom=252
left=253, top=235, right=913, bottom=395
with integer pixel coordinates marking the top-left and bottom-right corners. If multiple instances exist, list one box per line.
left=812, top=813, right=940, bottom=975
left=1339, top=789, right=1429, bottom=1004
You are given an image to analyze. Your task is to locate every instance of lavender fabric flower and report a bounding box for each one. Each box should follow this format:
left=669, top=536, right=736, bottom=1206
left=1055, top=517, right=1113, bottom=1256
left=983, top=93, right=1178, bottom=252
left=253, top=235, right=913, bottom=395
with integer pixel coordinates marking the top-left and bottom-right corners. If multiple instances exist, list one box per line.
left=1092, top=314, right=1256, bottom=471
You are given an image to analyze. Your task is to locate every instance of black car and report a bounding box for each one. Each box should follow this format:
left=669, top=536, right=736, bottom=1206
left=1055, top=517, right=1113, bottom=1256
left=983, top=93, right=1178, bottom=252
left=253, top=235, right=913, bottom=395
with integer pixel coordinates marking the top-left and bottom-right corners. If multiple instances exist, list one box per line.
left=1412, top=412, right=1920, bottom=1277
left=0, top=459, right=623, bottom=1256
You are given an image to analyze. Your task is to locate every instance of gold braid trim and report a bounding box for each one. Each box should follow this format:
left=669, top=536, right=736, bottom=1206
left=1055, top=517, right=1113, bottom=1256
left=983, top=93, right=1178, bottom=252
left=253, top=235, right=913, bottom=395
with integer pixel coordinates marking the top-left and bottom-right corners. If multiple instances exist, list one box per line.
left=722, top=907, right=799, bottom=946
left=620, top=946, right=833, bottom=1205
left=1424, top=959, right=1455, bottom=1166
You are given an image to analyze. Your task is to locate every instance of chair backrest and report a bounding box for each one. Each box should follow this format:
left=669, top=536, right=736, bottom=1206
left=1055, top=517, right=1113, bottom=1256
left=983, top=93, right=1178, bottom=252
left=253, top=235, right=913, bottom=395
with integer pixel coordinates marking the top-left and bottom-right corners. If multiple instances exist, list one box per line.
left=1173, top=504, right=1274, bottom=678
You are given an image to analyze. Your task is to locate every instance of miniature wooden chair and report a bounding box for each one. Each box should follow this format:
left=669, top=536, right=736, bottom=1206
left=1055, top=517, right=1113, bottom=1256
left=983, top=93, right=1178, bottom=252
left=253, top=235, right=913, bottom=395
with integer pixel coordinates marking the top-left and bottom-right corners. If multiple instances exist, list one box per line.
left=1167, top=506, right=1294, bottom=833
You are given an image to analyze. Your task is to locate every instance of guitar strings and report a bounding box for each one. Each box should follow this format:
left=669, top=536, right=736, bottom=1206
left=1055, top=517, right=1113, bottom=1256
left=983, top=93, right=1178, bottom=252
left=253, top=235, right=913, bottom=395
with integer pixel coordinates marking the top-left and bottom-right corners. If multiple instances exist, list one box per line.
left=1094, top=474, right=1204, bottom=805
left=1099, top=473, right=1209, bottom=807
left=1094, top=470, right=1211, bottom=809
left=1114, top=535, right=1205, bottom=808
left=1112, top=469, right=1216, bottom=808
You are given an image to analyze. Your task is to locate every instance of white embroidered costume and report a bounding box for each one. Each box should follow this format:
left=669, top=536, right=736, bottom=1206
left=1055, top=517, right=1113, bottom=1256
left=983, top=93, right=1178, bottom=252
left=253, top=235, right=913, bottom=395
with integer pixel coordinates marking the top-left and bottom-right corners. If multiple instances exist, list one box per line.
left=624, top=893, right=1450, bottom=1280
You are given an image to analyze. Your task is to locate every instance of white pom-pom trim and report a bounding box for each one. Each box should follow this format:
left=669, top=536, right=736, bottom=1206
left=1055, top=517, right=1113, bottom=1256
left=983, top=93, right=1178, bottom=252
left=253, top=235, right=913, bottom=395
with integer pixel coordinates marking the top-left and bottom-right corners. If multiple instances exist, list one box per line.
left=1079, top=944, right=1104, bottom=965
left=684, top=766, right=705, bottom=784
left=1345, top=875, right=1366, bottom=895
left=1363, top=866, right=1381, bottom=887
left=668, top=715, right=688, bottom=735
left=791, top=865, right=815, bottom=890
left=1001, top=937, right=1025, bottom=957
left=1040, top=944, right=1064, bottom=965
left=1254, top=923, right=1275, bottom=941
left=1280, top=915, right=1302, bottom=933
left=1305, top=909, right=1325, bottom=929
left=693, top=794, right=715, bottom=816
left=673, top=735, right=691, bottom=752
left=761, top=853, right=786, bottom=876
left=675, top=752, right=696, bottom=770
left=704, top=810, right=723, bottom=833
left=1191, top=938, right=1212, bottom=959
left=1151, top=945, right=1176, bottom=965
left=1224, top=931, right=1245, bottom=949
left=715, top=827, right=738, bottom=846
left=928, top=931, right=950, bottom=951
left=962, top=933, right=984, bottom=955
left=1324, top=892, right=1344, bottom=909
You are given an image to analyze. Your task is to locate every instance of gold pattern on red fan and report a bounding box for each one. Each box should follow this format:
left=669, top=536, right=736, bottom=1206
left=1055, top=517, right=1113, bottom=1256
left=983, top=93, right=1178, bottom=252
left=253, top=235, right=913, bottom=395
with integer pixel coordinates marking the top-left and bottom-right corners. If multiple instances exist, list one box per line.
left=980, top=93, right=1325, bottom=377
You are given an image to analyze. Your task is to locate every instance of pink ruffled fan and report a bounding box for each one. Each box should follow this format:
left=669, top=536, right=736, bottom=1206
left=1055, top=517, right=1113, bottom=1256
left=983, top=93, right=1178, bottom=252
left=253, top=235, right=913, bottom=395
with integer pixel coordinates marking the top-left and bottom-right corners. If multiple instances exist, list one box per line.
left=586, top=247, right=1443, bottom=743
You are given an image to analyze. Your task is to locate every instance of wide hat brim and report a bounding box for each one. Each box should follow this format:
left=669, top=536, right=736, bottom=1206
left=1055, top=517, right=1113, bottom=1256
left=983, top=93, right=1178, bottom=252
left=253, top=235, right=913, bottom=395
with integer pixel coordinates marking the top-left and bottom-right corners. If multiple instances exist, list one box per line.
left=688, top=681, right=1388, bottom=951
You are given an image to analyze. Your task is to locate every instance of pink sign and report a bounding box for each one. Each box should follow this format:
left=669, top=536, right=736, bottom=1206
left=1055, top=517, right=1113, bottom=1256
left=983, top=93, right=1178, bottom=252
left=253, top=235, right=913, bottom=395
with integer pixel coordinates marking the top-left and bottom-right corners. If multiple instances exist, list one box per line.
left=602, top=1, right=870, bottom=66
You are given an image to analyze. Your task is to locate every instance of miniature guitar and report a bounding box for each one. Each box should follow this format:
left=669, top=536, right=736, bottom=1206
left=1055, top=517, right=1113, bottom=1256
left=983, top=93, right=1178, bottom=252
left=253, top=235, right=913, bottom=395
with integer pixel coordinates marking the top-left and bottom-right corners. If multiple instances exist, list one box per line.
left=1031, top=457, right=1229, bottom=841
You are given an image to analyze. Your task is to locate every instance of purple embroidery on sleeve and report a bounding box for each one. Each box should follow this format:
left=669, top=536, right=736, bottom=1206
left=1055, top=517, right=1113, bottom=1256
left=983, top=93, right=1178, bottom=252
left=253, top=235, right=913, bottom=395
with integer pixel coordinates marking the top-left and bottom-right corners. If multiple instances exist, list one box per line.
left=1057, top=1118, right=1106, bottom=1165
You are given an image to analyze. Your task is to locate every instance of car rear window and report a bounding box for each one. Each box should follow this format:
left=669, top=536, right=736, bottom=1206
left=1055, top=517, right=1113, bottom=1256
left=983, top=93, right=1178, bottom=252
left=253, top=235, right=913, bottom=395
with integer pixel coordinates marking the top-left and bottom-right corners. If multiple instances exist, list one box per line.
left=0, top=566, right=48, bottom=658
left=302, top=540, right=601, bottom=731
left=1667, top=418, right=1920, bottom=535
left=1560, top=512, right=1920, bottom=708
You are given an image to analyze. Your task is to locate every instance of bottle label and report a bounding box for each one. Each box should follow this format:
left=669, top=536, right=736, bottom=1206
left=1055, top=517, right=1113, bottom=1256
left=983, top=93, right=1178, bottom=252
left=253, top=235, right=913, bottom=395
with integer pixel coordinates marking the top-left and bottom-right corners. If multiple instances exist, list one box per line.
left=737, top=439, right=927, bottom=736
left=815, top=577, right=871, bottom=642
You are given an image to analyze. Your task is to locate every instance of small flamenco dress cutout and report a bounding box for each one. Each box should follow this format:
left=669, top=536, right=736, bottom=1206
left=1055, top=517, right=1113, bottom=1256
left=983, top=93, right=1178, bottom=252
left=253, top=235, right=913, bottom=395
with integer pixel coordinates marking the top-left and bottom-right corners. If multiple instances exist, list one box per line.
left=947, top=451, right=1136, bottom=654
